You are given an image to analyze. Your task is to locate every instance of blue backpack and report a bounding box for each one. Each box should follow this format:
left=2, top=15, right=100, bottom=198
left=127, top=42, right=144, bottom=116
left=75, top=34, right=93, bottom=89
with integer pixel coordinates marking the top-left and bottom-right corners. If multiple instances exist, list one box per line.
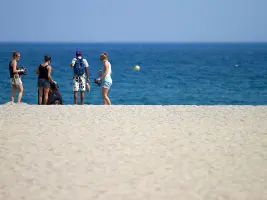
left=73, top=58, right=85, bottom=76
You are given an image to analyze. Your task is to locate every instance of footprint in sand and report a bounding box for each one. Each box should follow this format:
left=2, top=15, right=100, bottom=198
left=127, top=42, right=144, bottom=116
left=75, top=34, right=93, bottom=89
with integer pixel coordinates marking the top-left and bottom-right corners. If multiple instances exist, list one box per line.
left=0, top=119, right=4, bottom=129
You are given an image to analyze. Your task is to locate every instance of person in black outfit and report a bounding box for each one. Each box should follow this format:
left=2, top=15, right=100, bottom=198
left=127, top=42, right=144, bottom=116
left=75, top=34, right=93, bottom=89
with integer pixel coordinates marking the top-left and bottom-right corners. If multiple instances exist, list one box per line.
left=35, top=55, right=55, bottom=105
left=9, top=51, right=25, bottom=103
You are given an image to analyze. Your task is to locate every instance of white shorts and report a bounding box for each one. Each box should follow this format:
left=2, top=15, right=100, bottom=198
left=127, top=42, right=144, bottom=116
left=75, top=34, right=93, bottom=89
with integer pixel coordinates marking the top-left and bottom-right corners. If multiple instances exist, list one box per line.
left=10, top=75, right=22, bottom=87
left=73, top=75, right=86, bottom=92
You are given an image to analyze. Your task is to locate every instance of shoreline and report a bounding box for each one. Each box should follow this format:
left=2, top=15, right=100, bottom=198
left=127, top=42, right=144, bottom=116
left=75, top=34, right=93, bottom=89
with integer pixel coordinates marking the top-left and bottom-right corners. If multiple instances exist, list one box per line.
left=1, top=101, right=266, bottom=106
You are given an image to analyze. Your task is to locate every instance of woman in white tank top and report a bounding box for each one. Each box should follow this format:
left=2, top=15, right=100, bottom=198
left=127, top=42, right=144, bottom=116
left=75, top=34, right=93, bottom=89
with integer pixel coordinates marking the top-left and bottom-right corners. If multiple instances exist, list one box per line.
left=96, top=52, right=112, bottom=105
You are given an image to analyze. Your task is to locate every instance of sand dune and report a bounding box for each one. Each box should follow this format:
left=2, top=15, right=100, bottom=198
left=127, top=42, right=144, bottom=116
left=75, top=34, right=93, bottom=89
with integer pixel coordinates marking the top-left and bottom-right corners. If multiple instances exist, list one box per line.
left=0, top=105, right=267, bottom=200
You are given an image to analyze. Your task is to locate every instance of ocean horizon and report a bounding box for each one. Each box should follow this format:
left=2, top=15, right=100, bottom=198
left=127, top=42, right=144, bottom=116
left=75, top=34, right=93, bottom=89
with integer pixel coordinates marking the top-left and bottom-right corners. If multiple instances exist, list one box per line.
left=0, top=42, right=267, bottom=105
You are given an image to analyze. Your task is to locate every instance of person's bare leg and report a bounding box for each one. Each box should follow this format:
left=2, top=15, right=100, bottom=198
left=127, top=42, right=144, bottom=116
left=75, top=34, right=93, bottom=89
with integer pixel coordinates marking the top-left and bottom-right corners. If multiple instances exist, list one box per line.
left=103, top=99, right=107, bottom=105
left=102, top=87, right=111, bottom=105
left=74, top=91, right=78, bottom=104
left=10, top=84, right=16, bottom=103
left=80, top=91, right=85, bottom=105
left=43, top=87, right=50, bottom=105
left=38, top=87, right=44, bottom=105
left=17, top=84, right=24, bottom=103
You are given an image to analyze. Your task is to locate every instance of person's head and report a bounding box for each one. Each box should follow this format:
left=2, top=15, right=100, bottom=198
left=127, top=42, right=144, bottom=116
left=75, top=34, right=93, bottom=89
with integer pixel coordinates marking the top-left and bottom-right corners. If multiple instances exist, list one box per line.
left=100, top=52, right=108, bottom=62
left=76, top=50, right=82, bottom=57
left=44, top=55, right=51, bottom=64
left=12, top=51, right=20, bottom=61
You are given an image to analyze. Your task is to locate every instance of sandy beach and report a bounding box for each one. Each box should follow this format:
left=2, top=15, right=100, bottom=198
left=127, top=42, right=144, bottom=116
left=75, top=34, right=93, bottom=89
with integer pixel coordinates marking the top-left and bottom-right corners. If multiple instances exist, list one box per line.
left=0, top=104, right=267, bottom=200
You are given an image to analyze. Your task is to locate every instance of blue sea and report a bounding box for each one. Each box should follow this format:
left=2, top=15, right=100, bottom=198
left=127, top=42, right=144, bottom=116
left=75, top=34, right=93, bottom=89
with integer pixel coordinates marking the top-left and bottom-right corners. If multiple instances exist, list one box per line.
left=0, top=42, right=267, bottom=105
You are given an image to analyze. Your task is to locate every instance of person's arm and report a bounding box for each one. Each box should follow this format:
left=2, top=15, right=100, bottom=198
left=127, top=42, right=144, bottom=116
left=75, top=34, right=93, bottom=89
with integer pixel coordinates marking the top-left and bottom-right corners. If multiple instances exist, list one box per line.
left=12, top=60, right=24, bottom=73
left=84, top=59, right=89, bottom=82
left=70, top=58, right=76, bottom=67
left=47, top=66, right=54, bottom=83
left=99, top=61, right=109, bottom=80
left=85, top=68, right=89, bottom=82
left=34, top=65, right=39, bottom=74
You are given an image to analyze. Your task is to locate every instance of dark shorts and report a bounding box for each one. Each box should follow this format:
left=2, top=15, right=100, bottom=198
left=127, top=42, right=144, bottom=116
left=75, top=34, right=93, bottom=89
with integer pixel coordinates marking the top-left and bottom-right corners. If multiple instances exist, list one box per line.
left=38, top=78, right=50, bottom=88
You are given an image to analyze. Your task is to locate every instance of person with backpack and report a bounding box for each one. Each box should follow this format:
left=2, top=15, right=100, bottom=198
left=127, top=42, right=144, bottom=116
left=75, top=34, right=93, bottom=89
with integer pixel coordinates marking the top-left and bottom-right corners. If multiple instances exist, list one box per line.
left=70, top=50, right=89, bottom=105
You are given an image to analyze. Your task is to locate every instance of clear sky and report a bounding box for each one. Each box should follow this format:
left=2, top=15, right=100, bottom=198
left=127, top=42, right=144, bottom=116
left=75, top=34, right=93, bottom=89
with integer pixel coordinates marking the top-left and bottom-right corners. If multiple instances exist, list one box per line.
left=1, top=0, right=266, bottom=42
